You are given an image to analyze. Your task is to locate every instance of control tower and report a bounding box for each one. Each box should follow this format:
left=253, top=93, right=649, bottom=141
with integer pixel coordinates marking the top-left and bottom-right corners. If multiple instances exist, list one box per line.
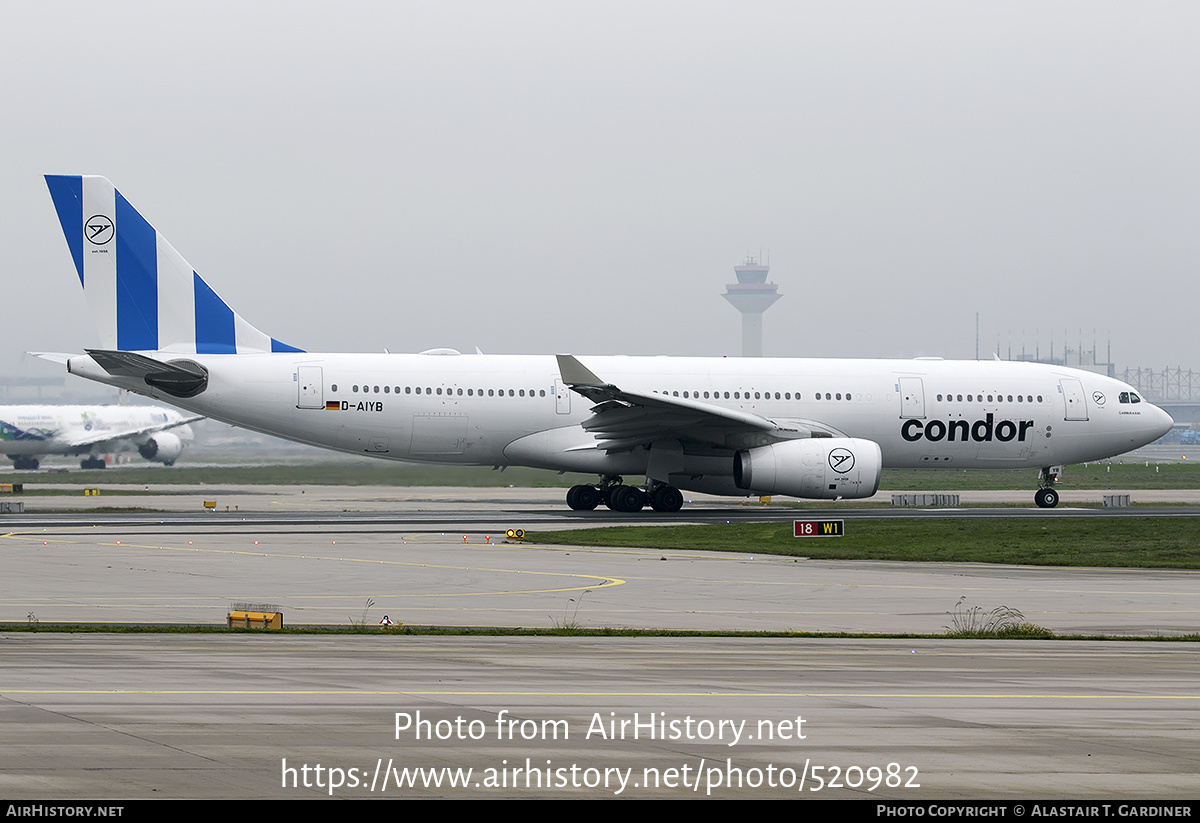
left=722, top=256, right=781, bottom=357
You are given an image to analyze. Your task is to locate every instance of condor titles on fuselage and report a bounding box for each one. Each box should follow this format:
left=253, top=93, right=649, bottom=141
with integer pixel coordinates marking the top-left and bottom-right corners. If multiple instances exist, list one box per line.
left=41, top=175, right=1173, bottom=510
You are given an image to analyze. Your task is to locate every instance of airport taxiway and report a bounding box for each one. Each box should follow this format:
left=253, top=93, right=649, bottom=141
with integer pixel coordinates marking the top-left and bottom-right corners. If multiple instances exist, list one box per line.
left=1, top=486, right=1198, bottom=799
left=2, top=635, right=1197, bottom=799
left=2, top=486, right=1199, bottom=633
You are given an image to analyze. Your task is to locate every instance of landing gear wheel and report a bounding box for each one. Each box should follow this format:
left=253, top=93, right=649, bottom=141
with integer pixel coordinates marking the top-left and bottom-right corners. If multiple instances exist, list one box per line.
left=650, top=486, right=684, bottom=513
left=610, top=485, right=645, bottom=513
left=1034, top=488, right=1059, bottom=508
left=566, top=484, right=600, bottom=511
left=575, top=486, right=600, bottom=510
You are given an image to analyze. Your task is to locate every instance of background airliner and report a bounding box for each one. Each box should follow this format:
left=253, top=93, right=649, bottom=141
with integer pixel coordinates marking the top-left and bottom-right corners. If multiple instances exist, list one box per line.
left=39, top=175, right=1173, bottom=510
left=1, top=405, right=198, bottom=470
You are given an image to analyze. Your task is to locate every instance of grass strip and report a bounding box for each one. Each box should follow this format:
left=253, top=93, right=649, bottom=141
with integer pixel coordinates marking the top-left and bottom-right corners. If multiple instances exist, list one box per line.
left=533, top=518, right=1200, bottom=569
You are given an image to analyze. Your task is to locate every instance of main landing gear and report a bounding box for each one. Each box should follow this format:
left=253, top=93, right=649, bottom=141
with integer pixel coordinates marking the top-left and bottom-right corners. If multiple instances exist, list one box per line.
left=566, top=476, right=684, bottom=513
left=1034, top=467, right=1059, bottom=508
left=9, top=455, right=38, bottom=471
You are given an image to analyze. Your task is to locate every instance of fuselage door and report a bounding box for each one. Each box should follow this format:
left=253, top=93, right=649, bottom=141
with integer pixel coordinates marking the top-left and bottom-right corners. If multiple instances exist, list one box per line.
left=899, top=377, right=925, bottom=419
left=297, top=366, right=324, bottom=409
left=1059, top=378, right=1088, bottom=421
left=554, top=378, right=571, bottom=414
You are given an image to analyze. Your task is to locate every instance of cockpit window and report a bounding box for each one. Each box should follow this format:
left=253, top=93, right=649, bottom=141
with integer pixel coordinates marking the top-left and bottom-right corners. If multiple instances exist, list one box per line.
left=1119, top=392, right=1130, bottom=404
left=1131, top=393, right=1141, bottom=404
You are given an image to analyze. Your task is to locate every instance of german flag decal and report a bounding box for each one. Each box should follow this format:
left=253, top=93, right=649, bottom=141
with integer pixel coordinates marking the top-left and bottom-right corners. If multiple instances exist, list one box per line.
left=325, top=401, right=340, bottom=411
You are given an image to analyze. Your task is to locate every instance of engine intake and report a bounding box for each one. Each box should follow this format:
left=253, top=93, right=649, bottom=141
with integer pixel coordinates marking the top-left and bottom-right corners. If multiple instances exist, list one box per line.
left=734, top=437, right=882, bottom=500
left=137, top=432, right=184, bottom=465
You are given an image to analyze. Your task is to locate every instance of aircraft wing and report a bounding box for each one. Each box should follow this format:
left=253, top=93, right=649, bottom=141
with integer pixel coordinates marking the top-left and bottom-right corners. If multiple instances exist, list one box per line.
left=556, top=354, right=842, bottom=452
left=56, top=412, right=203, bottom=450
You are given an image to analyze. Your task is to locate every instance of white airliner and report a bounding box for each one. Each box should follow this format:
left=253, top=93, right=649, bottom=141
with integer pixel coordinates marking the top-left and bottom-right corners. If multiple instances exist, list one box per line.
left=39, top=175, right=1173, bottom=510
left=1, top=405, right=198, bottom=470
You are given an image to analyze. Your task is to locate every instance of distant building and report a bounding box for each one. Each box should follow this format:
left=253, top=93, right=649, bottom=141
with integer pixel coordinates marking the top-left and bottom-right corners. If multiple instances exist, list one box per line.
left=1010, top=343, right=1115, bottom=378
left=722, top=257, right=781, bottom=357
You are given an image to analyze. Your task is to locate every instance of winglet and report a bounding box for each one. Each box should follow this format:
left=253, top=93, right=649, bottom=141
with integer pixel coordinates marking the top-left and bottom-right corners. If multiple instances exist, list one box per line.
left=556, top=354, right=605, bottom=388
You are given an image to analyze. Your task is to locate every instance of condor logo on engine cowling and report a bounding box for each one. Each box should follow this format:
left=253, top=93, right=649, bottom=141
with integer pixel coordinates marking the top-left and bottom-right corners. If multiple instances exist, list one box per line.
left=828, top=447, right=855, bottom=473
left=901, top=413, right=1034, bottom=443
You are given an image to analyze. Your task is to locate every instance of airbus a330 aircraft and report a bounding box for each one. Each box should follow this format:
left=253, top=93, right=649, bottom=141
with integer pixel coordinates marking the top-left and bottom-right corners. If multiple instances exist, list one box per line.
left=1, top=404, right=198, bottom=470
left=39, top=175, right=1173, bottom=510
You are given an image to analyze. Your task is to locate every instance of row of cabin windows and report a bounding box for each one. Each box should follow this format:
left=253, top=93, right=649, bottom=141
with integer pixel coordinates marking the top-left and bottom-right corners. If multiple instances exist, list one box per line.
left=936, top=393, right=1045, bottom=404
left=332, top=384, right=546, bottom=398
left=328, top=384, right=863, bottom=402
left=317, top=384, right=1129, bottom=408
left=320, top=380, right=1145, bottom=407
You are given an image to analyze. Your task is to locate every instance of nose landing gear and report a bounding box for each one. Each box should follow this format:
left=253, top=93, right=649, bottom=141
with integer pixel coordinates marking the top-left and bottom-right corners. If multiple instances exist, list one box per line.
left=1034, top=467, right=1060, bottom=508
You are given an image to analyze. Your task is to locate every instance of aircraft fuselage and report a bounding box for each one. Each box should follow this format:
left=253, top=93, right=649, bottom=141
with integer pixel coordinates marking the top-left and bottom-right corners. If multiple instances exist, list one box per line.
left=66, top=351, right=1170, bottom=493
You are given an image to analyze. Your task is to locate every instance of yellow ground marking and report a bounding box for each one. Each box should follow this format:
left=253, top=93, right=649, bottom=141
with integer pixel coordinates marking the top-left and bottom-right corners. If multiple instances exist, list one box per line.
left=1, top=527, right=623, bottom=595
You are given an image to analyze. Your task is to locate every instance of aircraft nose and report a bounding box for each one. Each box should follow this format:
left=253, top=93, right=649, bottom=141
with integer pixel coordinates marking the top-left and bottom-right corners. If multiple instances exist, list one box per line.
left=1151, top=404, right=1174, bottom=439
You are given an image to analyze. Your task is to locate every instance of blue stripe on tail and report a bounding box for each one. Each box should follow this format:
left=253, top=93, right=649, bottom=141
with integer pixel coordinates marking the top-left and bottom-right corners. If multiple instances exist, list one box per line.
left=114, top=191, right=159, bottom=351
left=193, top=273, right=237, bottom=354
left=45, top=176, right=84, bottom=286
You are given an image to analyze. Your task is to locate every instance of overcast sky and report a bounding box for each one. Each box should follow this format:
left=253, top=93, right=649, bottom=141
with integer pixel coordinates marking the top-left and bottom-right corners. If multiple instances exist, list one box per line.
left=2, top=1, right=1197, bottom=385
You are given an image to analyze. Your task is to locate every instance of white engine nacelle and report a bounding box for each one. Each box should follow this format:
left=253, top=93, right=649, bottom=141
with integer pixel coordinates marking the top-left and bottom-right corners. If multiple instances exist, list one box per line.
left=734, top=437, right=882, bottom=500
left=137, top=432, right=185, bottom=465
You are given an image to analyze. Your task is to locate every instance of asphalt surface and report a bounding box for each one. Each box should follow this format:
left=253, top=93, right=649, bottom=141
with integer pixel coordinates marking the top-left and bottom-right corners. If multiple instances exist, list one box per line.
left=1, top=485, right=1197, bottom=800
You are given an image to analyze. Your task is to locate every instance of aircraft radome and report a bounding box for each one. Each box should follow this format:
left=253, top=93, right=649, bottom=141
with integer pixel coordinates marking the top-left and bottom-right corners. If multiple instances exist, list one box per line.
left=1, top=404, right=198, bottom=470
left=38, top=175, right=1173, bottom=511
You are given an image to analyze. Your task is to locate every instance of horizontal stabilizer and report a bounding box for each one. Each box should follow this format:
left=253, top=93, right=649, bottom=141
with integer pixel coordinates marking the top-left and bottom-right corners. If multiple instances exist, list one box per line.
left=86, top=349, right=209, bottom=398
left=28, top=352, right=73, bottom=366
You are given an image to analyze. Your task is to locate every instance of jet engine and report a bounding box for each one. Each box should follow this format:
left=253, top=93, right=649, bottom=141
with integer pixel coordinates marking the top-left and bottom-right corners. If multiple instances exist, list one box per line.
left=137, top=431, right=185, bottom=465
left=734, top=437, right=882, bottom=500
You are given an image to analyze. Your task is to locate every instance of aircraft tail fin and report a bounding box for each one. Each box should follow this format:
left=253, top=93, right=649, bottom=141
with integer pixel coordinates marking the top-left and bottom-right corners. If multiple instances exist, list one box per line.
left=44, top=175, right=302, bottom=355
